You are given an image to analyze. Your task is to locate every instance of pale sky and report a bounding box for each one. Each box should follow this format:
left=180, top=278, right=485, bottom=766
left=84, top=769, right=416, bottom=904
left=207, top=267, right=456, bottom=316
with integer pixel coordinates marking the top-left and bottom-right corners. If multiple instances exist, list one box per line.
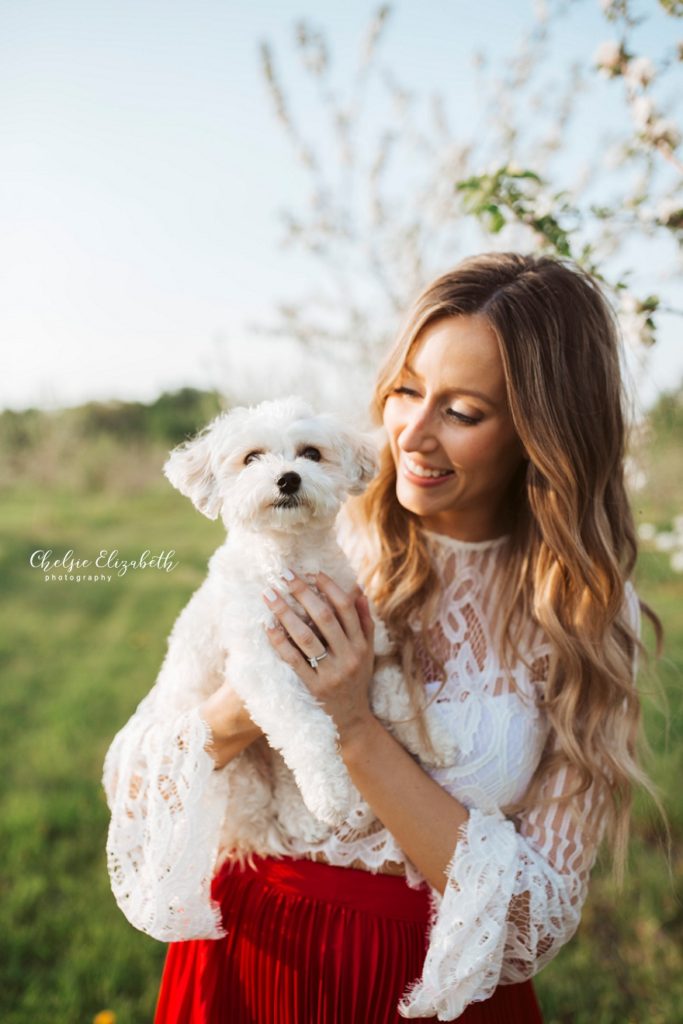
left=1, top=0, right=681, bottom=415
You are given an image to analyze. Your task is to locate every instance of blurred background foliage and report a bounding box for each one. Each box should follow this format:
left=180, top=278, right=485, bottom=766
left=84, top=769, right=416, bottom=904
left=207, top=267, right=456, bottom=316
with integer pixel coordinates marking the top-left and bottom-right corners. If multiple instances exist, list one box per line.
left=0, top=389, right=225, bottom=495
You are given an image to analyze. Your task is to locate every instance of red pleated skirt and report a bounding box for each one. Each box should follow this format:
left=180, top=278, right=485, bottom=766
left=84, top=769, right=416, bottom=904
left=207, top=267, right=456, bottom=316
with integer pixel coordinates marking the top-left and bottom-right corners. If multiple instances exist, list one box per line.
left=154, top=854, right=544, bottom=1024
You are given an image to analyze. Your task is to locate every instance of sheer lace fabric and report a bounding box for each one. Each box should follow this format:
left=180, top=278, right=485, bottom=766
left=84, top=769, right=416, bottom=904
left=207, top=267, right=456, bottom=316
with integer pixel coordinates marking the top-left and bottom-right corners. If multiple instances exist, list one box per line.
left=102, top=578, right=293, bottom=942
left=102, top=520, right=640, bottom=1020
left=281, top=532, right=553, bottom=880
left=103, top=701, right=228, bottom=941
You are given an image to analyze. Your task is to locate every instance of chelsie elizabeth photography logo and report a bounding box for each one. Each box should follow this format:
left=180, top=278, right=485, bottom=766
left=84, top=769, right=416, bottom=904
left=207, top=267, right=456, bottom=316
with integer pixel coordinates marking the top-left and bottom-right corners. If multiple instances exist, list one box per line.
left=29, top=548, right=179, bottom=583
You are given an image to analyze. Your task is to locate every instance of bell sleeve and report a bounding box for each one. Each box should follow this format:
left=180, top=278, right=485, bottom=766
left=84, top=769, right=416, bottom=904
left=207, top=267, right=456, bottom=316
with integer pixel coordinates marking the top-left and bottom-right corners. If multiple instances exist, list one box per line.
left=101, top=584, right=233, bottom=942
left=398, top=584, right=641, bottom=1021
left=102, top=697, right=230, bottom=942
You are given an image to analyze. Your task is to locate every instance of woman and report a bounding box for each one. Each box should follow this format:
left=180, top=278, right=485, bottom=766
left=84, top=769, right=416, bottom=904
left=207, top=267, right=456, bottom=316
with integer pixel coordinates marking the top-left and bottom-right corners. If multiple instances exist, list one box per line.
left=103, top=252, right=658, bottom=1022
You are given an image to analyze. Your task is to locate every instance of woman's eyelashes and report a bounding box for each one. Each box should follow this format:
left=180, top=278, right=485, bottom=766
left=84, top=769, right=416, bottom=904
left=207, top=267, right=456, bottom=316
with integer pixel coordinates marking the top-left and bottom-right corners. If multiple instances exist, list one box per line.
left=391, top=386, right=482, bottom=426
left=447, top=409, right=481, bottom=426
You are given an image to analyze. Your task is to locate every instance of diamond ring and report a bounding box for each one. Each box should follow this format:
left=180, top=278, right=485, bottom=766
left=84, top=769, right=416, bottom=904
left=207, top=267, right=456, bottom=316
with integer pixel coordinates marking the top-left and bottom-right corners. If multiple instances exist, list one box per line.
left=307, top=650, right=329, bottom=669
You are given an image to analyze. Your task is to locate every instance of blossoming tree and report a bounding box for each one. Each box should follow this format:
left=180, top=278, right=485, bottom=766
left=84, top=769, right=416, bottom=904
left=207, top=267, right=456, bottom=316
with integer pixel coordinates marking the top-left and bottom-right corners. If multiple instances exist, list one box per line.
left=255, top=0, right=682, bottom=379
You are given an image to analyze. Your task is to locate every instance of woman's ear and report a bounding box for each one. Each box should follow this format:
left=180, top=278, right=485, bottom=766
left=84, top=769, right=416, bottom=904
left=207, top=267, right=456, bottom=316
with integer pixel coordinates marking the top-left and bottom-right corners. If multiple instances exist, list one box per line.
left=164, top=423, right=223, bottom=520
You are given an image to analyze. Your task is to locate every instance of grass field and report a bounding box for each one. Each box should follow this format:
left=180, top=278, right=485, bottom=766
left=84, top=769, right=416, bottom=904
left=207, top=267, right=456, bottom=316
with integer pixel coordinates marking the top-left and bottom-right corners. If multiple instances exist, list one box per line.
left=0, top=404, right=681, bottom=1023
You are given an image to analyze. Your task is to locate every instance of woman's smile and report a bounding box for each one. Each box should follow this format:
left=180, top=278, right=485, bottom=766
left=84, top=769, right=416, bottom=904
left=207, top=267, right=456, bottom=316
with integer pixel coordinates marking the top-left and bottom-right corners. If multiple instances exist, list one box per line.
left=401, top=454, right=456, bottom=486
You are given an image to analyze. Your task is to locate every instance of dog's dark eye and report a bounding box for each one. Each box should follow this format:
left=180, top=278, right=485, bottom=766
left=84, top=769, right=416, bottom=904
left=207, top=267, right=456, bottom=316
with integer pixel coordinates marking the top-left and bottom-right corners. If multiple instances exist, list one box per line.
left=300, top=447, right=321, bottom=462
left=244, top=450, right=263, bottom=465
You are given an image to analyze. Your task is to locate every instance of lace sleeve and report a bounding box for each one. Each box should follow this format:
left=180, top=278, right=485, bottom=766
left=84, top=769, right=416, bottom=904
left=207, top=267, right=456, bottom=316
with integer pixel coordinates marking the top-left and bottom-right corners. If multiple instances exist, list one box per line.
left=102, top=582, right=231, bottom=942
left=398, top=758, right=607, bottom=1019
left=399, top=584, right=642, bottom=1021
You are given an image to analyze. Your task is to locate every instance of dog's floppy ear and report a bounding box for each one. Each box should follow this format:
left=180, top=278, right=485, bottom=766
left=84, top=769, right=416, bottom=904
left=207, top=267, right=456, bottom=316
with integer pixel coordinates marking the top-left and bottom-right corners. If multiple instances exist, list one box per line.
left=341, top=428, right=380, bottom=495
left=164, top=423, right=222, bottom=520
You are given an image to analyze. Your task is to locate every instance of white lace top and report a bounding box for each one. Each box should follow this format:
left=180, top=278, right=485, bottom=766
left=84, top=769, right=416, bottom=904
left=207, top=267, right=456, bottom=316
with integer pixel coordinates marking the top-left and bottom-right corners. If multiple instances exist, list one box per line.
left=102, top=522, right=640, bottom=1022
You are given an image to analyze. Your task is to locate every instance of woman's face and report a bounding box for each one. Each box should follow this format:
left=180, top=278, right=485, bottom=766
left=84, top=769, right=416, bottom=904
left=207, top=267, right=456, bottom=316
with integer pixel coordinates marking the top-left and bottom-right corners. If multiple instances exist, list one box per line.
left=382, top=314, right=525, bottom=542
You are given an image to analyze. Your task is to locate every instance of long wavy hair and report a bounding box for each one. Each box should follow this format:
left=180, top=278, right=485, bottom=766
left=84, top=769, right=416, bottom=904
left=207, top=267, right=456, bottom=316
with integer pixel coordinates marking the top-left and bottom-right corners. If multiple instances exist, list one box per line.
left=345, top=251, right=665, bottom=883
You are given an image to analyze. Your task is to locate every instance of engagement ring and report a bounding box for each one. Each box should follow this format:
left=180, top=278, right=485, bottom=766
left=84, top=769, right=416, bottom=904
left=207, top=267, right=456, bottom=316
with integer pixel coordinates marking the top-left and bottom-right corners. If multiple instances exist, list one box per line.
left=308, top=651, right=328, bottom=669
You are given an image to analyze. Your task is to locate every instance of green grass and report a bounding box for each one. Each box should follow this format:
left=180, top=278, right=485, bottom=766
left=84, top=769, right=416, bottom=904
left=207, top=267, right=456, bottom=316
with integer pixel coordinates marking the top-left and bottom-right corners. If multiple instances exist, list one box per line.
left=0, top=482, right=222, bottom=1024
left=1, top=437, right=681, bottom=1022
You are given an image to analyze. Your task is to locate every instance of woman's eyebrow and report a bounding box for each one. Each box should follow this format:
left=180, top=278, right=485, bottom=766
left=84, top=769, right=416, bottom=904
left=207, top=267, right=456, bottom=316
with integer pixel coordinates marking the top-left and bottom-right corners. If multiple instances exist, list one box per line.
left=401, top=362, right=497, bottom=408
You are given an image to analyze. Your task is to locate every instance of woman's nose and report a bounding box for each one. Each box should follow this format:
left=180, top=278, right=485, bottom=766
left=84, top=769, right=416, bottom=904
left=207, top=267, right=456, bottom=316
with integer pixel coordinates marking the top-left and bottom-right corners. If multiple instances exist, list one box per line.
left=399, top=402, right=437, bottom=451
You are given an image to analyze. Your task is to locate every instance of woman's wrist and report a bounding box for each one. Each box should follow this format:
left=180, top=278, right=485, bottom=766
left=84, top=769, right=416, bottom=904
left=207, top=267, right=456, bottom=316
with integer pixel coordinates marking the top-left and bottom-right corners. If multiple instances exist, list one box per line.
left=338, top=712, right=383, bottom=766
left=199, top=688, right=263, bottom=770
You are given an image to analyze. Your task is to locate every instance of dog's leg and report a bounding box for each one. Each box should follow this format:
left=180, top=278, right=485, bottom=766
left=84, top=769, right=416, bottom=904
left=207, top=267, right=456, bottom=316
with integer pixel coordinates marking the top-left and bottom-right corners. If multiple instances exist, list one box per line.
left=219, top=739, right=292, bottom=858
left=269, top=750, right=335, bottom=843
left=225, top=642, right=356, bottom=826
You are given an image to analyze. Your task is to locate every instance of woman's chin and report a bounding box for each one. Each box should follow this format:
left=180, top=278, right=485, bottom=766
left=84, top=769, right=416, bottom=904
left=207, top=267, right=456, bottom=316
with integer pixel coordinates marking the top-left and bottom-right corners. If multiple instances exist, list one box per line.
left=395, top=484, right=456, bottom=517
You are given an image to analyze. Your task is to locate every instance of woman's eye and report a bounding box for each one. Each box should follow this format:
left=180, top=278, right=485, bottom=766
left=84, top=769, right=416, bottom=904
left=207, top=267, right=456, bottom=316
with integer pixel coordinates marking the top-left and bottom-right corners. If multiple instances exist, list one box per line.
left=301, top=446, right=321, bottom=462
left=244, top=451, right=263, bottom=465
left=446, top=409, right=481, bottom=426
left=392, top=385, right=481, bottom=425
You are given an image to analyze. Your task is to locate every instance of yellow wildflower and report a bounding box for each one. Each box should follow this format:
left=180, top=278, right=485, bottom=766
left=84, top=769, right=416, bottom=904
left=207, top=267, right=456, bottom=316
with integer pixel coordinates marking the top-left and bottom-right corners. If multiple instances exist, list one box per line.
left=93, top=1011, right=117, bottom=1024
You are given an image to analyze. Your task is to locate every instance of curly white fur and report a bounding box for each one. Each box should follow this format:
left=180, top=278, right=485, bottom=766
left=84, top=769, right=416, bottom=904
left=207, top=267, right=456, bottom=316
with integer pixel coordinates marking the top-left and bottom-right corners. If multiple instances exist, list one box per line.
left=163, top=394, right=422, bottom=828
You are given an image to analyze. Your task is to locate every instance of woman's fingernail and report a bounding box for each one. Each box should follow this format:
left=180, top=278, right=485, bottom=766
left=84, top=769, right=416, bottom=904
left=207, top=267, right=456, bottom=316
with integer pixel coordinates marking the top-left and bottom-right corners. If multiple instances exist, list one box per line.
left=281, top=568, right=295, bottom=581
left=262, top=587, right=278, bottom=602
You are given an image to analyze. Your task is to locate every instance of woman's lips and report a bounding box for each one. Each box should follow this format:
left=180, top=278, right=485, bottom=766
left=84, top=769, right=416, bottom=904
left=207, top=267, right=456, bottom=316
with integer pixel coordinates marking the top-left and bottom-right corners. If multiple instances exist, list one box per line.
left=401, top=459, right=455, bottom=488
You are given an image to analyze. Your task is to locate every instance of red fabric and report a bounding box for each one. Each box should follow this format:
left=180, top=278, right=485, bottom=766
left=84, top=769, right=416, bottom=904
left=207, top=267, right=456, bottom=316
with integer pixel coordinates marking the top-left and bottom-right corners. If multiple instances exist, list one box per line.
left=154, top=854, right=544, bottom=1024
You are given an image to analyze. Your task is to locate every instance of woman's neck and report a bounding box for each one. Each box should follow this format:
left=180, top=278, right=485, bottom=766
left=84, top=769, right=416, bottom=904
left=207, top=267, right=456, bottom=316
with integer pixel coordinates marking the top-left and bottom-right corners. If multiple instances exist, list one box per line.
left=418, top=508, right=511, bottom=543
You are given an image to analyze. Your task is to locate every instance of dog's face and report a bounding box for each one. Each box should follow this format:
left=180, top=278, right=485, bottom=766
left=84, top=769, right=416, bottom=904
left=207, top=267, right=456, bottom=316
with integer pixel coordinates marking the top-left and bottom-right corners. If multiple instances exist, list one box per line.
left=164, top=395, right=379, bottom=531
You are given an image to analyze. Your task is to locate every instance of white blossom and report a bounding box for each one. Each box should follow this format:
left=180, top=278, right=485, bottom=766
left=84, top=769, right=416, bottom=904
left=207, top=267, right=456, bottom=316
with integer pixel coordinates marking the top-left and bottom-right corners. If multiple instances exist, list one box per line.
left=533, top=193, right=555, bottom=218
left=631, top=95, right=655, bottom=128
left=595, top=40, right=623, bottom=75
left=619, top=292, right=640, bottom=315
left=657, top=198, right=683, bottom=223
left=637, top=522, right=656, bottom=541
left=648, top=118, right=681, bottom=149
left=635, top=203, right=656, bottom=225
left=624, top=56, right=655, bottom=88
left=654, top=532, right=676, bottom=552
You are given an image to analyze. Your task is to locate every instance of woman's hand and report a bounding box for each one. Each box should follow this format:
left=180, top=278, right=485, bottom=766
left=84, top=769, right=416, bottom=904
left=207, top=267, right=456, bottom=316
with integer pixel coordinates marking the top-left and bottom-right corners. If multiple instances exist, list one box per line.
left=262, top=570, right=376, bottom=747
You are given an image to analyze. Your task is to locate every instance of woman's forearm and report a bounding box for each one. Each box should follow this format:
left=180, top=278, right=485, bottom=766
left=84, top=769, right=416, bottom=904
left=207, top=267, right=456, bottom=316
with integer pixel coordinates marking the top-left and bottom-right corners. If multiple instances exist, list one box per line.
left=340, top=714, right=469, bottom=894
left=198, top=687, right=264, bottom=770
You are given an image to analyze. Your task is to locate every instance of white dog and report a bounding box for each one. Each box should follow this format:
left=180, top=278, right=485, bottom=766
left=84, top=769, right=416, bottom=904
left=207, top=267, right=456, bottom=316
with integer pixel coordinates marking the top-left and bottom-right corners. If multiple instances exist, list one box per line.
left=163, top=394, right=415, bottom=829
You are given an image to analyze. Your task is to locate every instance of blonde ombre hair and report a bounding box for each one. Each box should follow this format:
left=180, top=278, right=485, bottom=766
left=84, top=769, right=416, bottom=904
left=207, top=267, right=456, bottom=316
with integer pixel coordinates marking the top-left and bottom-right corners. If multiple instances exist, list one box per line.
left=346, top=251, right=665, bottom=883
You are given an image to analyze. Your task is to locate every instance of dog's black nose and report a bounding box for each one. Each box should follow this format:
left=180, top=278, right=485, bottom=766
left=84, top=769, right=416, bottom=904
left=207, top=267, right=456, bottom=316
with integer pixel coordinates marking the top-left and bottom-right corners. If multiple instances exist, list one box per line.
left=277, top=471, right=301, bottom=495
